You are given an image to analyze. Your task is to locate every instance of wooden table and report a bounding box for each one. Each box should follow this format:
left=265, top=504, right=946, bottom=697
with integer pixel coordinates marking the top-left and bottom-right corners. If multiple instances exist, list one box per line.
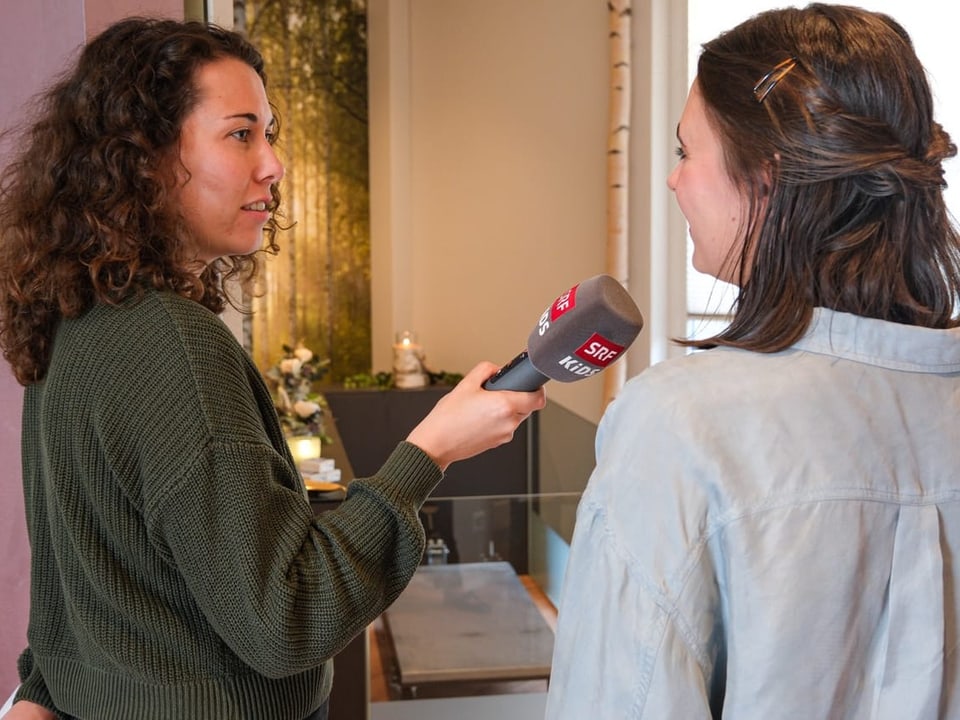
left=381, top=561, right=555, bottom=698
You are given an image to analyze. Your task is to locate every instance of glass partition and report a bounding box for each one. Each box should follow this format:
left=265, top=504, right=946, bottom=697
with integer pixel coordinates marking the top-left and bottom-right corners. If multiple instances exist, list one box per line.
left=368, top=491, right=581, bottom=718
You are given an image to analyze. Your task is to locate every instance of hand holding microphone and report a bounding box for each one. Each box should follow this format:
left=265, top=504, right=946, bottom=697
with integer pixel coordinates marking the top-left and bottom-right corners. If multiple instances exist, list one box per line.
left=405, top=274, right=641, bottom=470
left=407, top=361, right=545, bottom=471
left=483, top=274, right=644, bottom=391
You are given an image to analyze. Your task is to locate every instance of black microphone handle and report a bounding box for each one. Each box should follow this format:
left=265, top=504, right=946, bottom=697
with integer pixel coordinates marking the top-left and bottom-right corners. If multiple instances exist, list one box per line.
left=482, top=350, right=550, bottom=391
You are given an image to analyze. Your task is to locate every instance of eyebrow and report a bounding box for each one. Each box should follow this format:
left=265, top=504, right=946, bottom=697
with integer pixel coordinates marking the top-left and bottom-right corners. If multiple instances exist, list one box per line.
left=224, top=112, right=276, bottom=128
left=226, top=112, right=257, bottom=122
left=675, top=122, right=683, bottom=143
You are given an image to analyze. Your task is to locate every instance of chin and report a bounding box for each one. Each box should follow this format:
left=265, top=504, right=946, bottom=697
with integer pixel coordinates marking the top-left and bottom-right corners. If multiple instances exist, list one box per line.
left=234, top=236, right=264, bottom=257
left=690, top=254, right=711, bottom=277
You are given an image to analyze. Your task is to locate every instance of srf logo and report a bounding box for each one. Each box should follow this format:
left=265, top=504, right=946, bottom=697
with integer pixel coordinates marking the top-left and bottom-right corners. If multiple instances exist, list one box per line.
left=538, top=283, right=579, bottom=337
left=575, top=333, right=624, bottom=368
left=550, top=284, right=578, bottom=321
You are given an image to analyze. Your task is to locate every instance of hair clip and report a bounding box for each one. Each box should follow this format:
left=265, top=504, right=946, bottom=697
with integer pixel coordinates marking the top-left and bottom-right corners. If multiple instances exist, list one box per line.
left=753, top=57, right=798, bottom=103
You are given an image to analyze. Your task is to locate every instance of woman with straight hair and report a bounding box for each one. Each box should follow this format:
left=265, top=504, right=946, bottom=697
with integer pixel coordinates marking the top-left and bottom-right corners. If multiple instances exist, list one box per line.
left=547, top=4, right=960, bottom=718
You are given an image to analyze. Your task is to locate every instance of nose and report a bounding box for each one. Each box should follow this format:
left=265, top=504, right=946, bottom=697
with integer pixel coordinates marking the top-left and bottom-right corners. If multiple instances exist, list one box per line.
left=259, top=142, right=285, bottom=184
left=666, top=163, right=679, bottom=192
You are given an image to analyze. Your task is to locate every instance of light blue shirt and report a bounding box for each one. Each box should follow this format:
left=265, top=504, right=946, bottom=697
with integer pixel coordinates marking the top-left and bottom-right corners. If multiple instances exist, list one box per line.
left=546, top=309, right=960, bottom=719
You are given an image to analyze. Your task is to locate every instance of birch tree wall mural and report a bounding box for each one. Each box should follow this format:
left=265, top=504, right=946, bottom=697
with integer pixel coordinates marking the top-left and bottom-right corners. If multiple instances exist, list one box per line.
left=606, top=0, right=632, bottom=406
left=238, top=0, right=371, bottom=381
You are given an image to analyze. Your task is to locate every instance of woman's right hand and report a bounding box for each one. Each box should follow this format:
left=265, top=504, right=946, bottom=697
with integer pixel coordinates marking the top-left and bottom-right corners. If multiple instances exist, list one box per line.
left=405, top=361, right=546, bottom=472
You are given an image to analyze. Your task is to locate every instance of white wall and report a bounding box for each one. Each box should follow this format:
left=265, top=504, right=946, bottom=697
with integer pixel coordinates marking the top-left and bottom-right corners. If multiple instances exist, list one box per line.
left=368, top=0, right=689, bottom=424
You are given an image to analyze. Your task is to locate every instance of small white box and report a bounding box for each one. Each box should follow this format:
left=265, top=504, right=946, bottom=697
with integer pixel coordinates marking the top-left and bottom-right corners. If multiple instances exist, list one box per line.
left=300, top=457, right=336, bottom=474
left=321, top=468, right=342, bottom=483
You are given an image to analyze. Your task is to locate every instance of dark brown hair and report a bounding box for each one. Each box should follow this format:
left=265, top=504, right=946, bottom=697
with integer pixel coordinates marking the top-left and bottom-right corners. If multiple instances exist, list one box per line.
left=0, top=17, right=284, bottom=385
left=684, top=3, right=960, bottom=351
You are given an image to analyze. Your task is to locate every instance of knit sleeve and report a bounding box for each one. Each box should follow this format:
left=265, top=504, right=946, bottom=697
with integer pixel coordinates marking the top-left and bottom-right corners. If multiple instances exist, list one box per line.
left=15, top=647, right=59, bottom=716
left=148, top=438, right=441, bottom=679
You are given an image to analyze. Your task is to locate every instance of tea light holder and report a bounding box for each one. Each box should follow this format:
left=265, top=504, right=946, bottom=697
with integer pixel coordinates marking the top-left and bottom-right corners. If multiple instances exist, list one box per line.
left=393, top=330, right=427, bottom=389
left=287, top=434, right=322, bottom=467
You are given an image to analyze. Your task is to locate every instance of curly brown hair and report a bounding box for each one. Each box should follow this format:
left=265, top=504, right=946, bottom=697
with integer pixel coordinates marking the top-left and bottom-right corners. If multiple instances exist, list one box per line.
left=0, top=17, right=284, bottom=385
left=684, top=3, right=960, bottom=352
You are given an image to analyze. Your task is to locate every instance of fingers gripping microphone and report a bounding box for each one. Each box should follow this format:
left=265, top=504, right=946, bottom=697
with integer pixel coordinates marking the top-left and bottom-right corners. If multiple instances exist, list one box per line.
left=483, top=274, right=644, bottom=392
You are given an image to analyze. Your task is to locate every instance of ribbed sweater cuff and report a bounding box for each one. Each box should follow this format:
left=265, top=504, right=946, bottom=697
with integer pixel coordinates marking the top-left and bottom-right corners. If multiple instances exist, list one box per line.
left=15, top=649, right=58, bottom=716
left=349, top=441, right=443, bottom=506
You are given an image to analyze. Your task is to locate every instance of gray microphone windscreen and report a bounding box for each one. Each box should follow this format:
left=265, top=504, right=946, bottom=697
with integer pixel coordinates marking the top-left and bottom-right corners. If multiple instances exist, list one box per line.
left=526, top=275, right=643, bottom=383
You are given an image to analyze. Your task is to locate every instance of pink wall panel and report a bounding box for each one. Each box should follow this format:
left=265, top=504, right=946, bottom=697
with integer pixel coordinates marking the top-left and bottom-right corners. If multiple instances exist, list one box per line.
left=0, top=0, right=183, bottom=698
left=0, top=1, right=85, bottom=697
left=85, top=0, right=184, bottom=38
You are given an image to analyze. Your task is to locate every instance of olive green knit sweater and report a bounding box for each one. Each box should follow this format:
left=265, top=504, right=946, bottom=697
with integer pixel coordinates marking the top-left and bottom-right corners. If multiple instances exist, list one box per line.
left=16, top=291, right=442, bottom=719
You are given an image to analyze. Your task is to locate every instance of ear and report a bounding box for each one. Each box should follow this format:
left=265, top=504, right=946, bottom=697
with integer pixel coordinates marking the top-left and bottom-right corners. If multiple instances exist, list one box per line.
left=759, top=154, right=778, bottom=196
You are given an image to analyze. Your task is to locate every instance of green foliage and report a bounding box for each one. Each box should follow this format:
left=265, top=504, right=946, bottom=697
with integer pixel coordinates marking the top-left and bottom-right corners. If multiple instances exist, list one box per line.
left=340, top=370, right=465, bottom=390
left=341, top=371, right=394, bottom=389
left=426, top=370, right=465, bottom=386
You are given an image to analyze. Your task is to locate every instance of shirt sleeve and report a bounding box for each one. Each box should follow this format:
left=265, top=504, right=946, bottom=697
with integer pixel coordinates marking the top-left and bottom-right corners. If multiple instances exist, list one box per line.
left=545, top=497, right=716, bottom=718
left=545, top=373, right=722, bottom=719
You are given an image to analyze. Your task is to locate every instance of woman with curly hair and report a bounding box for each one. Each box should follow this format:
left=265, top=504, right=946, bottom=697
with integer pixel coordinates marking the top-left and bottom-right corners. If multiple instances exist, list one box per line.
left=548, top=5, right=960, bottom=718
left=0, top=17, right=544, bottom=720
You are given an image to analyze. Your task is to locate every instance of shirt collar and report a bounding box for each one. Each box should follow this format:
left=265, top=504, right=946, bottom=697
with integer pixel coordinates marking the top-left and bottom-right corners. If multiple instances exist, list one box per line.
left=794, top=308, right=960, bottom=373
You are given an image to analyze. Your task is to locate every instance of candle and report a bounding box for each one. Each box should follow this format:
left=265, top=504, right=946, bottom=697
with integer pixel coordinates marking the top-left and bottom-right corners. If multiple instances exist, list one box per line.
left=287, top=434, right=321, bottom=466
left=393, top=330, right=427, bottom=388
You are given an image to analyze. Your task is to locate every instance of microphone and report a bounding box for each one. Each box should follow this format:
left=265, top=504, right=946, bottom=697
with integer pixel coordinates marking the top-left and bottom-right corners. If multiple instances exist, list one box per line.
left=483, top=274, right=644, bottom=392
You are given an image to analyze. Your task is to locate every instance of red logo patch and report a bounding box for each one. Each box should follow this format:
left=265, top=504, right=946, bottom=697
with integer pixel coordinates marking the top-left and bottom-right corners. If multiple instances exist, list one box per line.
left=575, top=333, right=625, bottom=368
left=549, top=284, right=579, bottom=321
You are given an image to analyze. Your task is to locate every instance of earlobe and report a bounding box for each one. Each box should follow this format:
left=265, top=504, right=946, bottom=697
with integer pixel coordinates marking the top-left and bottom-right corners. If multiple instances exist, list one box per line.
left=759, top=155, right=778, bottom=196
